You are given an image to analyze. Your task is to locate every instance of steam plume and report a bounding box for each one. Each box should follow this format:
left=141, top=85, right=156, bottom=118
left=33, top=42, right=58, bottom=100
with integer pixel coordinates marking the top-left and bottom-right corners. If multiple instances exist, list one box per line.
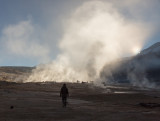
left=26, top=1, right=152, bottom=83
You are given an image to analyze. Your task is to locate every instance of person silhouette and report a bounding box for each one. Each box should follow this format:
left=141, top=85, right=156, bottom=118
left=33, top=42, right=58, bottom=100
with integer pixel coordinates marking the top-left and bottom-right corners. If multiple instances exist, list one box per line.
left=60, top=84, right=69, bottom=107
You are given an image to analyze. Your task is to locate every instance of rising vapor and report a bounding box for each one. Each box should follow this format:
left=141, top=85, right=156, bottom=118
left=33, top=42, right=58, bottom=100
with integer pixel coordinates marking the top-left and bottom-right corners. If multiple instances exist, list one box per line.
left=1, top=19, right=50, bottom=63
left=26, top=1, right=153, bottom=84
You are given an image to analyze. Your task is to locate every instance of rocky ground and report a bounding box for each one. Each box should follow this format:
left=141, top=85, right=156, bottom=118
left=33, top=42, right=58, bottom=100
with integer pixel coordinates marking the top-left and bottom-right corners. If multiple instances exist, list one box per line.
left=0, top=81, right=160, bottom=121
left=0, top=66, right=33, bottom=82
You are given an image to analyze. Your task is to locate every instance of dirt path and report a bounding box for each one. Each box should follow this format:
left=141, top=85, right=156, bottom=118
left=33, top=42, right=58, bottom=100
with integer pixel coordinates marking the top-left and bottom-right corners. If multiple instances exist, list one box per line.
left=0, top=82, right=160, bottom=121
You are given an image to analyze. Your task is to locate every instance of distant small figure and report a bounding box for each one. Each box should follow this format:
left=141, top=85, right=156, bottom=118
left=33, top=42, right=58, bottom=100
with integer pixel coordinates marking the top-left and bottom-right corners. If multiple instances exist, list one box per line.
left=60, top=84, right=69, bottom=107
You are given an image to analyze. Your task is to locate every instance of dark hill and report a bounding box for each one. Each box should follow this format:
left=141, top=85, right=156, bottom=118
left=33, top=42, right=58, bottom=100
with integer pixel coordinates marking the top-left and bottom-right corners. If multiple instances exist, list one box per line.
left=0, top=66, right=34, bottom=82
left=100, top=42, right=160, bottom=86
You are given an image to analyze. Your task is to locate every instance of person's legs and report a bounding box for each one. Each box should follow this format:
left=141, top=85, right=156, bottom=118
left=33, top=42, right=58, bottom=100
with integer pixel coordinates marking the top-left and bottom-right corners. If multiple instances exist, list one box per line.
left=62, top=97, right=67, bottom=107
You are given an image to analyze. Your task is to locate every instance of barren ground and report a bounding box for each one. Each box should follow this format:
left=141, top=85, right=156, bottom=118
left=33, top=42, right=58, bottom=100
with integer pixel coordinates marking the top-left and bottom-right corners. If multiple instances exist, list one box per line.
left=0, top=82, right=160, bottom=121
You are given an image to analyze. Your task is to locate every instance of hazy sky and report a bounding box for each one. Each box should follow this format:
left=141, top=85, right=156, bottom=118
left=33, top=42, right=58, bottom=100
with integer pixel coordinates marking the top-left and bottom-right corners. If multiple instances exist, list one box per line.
left=0, top=0, right=160, bottom=66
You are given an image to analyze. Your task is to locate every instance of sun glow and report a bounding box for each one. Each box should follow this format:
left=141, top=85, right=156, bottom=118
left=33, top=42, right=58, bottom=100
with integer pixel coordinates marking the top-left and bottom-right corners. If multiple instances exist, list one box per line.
left=132, top=46, right=141, bottom=55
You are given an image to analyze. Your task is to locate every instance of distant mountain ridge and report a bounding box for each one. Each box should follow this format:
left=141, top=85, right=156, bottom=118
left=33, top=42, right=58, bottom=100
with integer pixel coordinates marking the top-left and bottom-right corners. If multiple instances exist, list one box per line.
left=0, top=66, right=34, bottom=82
left=100, top=42, right=160, bottom=86
left=140, top=42, right=160, bottom=55
left=0, top=42, right=160, bottom=86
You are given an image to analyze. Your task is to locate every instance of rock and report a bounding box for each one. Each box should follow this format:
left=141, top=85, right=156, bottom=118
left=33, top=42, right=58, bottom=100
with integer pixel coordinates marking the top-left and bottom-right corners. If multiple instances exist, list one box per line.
left=10, top=106, right=14, bottom=109
left=139, top=103, right=160, bottom=108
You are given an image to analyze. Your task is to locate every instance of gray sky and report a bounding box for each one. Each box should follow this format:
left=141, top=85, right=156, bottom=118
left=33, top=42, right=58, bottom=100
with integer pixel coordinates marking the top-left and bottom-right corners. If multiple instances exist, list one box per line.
left=0, top=0, right=160, bottom=66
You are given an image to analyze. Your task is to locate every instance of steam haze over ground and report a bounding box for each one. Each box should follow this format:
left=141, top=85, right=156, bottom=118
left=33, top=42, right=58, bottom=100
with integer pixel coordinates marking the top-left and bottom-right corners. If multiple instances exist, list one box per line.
left=0, top=0, right=160, bottom=86
left=26, top=0, right=157, bottom=84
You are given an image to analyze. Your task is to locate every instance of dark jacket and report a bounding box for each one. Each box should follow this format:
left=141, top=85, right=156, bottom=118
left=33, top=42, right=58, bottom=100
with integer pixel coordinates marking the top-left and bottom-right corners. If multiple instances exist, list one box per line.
left=60, top=85, right=69, bottom=98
